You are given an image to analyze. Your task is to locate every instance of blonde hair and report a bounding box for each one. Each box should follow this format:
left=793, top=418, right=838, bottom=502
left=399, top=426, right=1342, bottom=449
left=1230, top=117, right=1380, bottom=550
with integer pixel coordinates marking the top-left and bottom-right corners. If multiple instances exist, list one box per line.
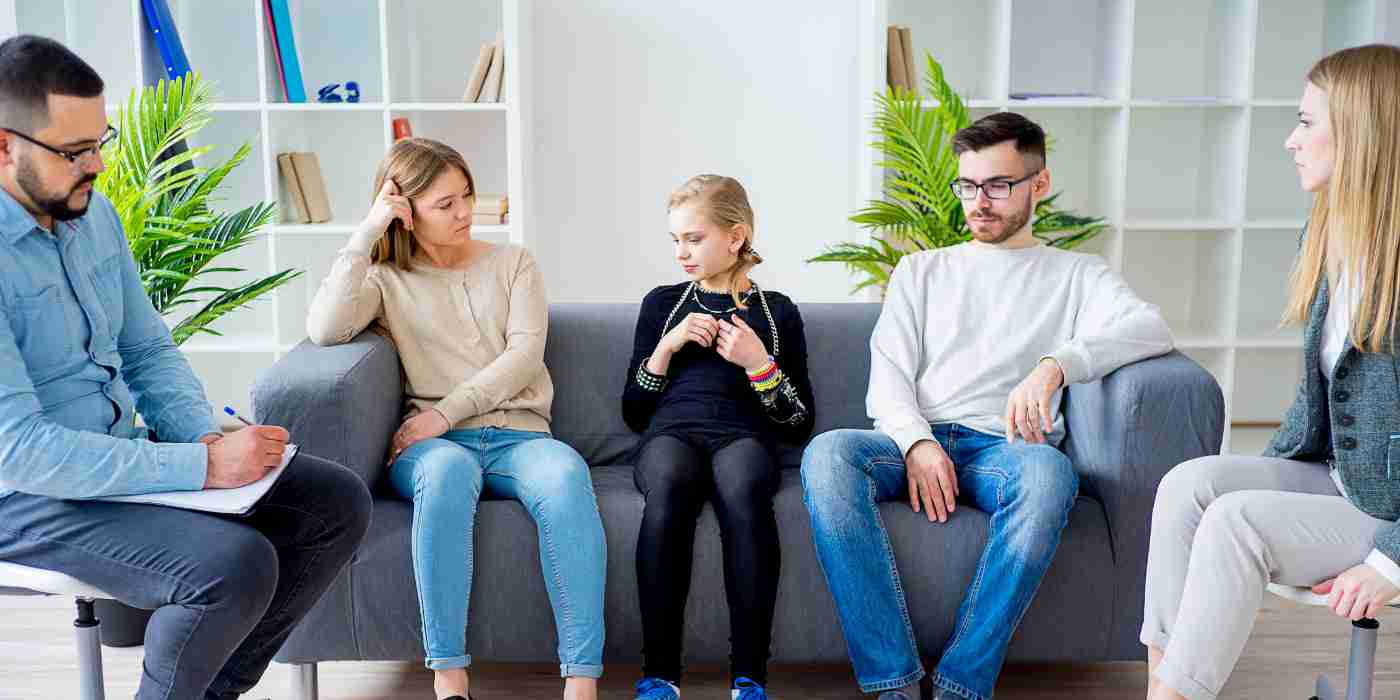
left=368, top=138, right=477, bottom=271
left=1283, top=44, right=1400, bottom=353
left=666, top=174, right=761, bottom=308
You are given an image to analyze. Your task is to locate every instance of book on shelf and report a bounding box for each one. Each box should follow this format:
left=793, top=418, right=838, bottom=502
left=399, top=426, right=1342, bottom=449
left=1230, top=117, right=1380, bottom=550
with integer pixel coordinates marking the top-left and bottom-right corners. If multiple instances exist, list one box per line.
left=463, top=42, right=495, bottom=102
left=392, top=117, right=414, bottom=141
left=277, top=152, right=332, bottom=223
left=886, top=25, right=908, bottom=92
left=480, top=32, right=505, bottom=103
left=266, top=0, right=307, bottom=102
left=262, top=0, right=287, bottom=100
left=898, top=26, right=916, bottom=91
left=474, top=194, right=508, bottom=216
left=276, top=153, right=310, bottom=223
left=141, top=0, right=192, bottom=81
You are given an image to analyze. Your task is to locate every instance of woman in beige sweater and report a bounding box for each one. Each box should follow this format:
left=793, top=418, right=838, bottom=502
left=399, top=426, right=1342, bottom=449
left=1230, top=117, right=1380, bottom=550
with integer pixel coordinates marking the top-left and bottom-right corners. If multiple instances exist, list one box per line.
left=307, top=138, right=605, bottom=700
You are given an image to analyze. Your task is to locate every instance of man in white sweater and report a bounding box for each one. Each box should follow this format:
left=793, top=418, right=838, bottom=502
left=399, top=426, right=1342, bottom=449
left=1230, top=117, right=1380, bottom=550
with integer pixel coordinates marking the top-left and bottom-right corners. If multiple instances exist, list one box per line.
left=801, top=113, right=1173, bottom=700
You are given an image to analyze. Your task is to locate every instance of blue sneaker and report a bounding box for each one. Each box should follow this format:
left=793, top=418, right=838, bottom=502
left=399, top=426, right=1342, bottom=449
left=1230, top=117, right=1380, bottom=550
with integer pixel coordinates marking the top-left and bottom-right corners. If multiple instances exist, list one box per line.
left=635, top=677, right=680, bottom=700
left=732, top=677, right=768, bottom=699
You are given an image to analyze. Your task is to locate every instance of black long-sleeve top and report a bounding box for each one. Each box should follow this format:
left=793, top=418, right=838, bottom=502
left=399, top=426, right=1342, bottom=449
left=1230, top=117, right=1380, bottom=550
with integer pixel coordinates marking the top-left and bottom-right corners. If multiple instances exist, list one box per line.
left=622, top=282, right=815, bottom=446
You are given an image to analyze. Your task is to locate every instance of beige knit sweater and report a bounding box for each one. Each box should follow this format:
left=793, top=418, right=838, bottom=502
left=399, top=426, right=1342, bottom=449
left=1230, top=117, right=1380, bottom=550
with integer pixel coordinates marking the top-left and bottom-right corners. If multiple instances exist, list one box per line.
left=306, top=243, right=553, bottom=434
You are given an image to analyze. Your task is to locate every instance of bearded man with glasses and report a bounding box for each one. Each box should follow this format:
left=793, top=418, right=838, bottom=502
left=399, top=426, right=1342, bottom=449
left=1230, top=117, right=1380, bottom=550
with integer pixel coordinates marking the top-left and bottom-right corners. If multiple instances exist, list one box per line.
left=800, top=112, right=1174, bottom=700
left=0, top=35, right=372, bottom=700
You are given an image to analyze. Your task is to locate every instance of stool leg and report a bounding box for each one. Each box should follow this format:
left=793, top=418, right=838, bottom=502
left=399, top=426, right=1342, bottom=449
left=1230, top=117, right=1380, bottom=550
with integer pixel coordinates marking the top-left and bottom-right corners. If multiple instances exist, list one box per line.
left=291, top=662, right=318, bottom=700
left=1345, top=618, right=1378, bottom=700
left=74, top=598, right=105, bottom=700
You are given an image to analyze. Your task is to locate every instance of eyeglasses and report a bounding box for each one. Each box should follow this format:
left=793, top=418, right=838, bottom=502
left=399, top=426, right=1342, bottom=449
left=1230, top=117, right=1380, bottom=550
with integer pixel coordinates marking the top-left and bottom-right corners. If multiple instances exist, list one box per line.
left=4, top=125, right=118, bottom=166
left=949, top=170, right=1040, bottom=201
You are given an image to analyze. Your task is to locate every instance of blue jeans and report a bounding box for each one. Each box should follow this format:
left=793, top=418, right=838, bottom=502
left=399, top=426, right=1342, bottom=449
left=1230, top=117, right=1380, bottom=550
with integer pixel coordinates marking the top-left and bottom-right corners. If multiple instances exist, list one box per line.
left=800, top=424, right=1078, bottom=700
left=388, top=427, right=606, bottom=678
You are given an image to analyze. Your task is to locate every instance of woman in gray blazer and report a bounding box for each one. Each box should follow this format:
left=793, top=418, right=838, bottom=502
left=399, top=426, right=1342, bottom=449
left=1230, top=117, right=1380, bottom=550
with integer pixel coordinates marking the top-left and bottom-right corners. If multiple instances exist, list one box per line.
left=1142, top=44, right=1400, bottom=700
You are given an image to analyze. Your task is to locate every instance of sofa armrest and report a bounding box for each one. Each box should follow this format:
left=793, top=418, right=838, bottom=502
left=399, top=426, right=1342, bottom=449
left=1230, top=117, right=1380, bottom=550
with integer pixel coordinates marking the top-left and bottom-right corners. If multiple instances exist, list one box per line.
left=1062, top=350, right=1224, bottom=656
left=252, top=332, right=403, bottom=489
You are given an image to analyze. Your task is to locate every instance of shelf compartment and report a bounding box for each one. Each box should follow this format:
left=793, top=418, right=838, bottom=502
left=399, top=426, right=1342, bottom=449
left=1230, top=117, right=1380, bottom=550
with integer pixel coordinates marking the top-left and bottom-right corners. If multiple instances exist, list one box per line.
left=1120, top=228, right=1236, bottom=339
left=1007, top=0, right=1132, bottom=102
left=1131, top=0, right=1251, bottom=102
left=385, top=0, right=505, bottom=103
left=261, top=0, right=383, bottom=105
left=892, top=0, right=1009, bottom=101
left=1124, top=106, right=1246, bottom=222
left=167, top=0, right=261, bottom=103
left=1237, top=228, right=1305, bottom=344
left=267, top=110, right=386, bottom=225
left=1254, top=0, right=1384, bottom=100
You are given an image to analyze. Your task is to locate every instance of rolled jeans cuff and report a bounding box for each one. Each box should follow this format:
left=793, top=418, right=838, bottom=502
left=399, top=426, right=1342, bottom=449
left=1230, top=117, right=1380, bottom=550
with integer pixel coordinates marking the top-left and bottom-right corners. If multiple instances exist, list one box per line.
left=561, top=662, right=603, bottom=679
left=426, top=653, right=471, bottom=671
left=1153, top=656, right=1219, bottom=700
left=857, top=666, right=925, bottom=694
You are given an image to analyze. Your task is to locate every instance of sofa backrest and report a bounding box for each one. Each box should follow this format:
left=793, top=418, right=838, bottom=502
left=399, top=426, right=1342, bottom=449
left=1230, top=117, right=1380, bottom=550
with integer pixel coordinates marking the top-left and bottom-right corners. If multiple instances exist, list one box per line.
left=544, top=302, right=882, bottom=467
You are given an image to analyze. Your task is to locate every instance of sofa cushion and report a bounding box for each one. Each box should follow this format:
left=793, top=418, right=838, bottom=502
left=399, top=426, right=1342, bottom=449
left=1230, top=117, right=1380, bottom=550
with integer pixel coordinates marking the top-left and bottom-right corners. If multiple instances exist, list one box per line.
left=312, top=464, right=1114, bottom=665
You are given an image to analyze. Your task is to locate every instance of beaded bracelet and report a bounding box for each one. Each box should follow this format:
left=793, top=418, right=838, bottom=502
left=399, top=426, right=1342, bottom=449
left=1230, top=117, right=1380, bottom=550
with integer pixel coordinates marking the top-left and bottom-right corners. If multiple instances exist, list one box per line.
left=751, top=367, right=784, bottom=394
left=635, top=359, right=668, bottom=392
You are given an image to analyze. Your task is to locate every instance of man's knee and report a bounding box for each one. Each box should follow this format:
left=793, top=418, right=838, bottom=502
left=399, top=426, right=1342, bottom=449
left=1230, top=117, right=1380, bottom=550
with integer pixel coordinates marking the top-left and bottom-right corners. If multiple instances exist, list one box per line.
left=800, top=429, right=876, bottom=501
left=191, top=530, right=280, bottom=617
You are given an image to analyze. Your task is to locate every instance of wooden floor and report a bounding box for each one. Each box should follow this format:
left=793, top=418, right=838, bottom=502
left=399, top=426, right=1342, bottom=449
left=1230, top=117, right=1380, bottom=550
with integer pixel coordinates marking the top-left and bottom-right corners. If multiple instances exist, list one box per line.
left=2, top=594, right=1398, bottom=699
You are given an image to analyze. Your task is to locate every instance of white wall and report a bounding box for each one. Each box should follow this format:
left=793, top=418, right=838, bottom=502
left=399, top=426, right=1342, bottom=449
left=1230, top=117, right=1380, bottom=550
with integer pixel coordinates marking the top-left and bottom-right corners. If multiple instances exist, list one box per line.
left=526, top=0, right=872, bottom=303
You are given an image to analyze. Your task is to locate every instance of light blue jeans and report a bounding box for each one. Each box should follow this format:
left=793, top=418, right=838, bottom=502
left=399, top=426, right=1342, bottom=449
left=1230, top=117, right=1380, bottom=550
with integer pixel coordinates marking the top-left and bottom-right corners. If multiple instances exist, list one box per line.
left=388, top=427, right=606, bottom=678
left=801, top=424, right=1079, bottom=700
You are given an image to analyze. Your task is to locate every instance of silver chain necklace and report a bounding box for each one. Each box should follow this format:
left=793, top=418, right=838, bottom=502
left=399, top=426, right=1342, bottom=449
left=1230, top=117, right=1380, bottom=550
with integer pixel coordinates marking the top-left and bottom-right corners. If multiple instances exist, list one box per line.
left=661, top=280, right=781, bottom=357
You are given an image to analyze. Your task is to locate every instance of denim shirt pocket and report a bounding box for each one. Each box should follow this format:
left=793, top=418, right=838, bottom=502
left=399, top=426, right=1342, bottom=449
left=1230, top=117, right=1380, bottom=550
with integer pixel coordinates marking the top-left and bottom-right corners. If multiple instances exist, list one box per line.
left=85, top=256, right=123, bottom=346
left=11, top=285, right=74, bottom=374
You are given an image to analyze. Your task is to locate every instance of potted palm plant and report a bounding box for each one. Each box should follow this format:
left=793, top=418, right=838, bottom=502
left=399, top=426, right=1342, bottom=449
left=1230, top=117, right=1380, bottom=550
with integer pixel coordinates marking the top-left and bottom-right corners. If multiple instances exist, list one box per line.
left=91, top=72, right=299, bottom=647
left=97, top=72, right=299, bottom=345
left=810, top=54, right=1107, bottom=295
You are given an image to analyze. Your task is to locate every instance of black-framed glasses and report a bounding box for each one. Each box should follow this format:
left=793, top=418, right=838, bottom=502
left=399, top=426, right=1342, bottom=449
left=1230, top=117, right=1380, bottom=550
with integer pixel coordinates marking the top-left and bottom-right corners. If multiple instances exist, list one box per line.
left=4, top=125, right=118, bottom=166
left=949, top=170, right=1040, bottom=201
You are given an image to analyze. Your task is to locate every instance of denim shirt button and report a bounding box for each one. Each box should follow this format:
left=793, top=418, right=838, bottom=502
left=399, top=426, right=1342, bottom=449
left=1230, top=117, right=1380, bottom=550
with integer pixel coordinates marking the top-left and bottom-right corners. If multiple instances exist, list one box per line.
left=1334, top=389, right=1350, bottom=403
left=1340, top=414, right=1355, bottom=427
left=1340, top=436, right=1357, bottom=450
left=1335, top=366, right=1350, bottom=380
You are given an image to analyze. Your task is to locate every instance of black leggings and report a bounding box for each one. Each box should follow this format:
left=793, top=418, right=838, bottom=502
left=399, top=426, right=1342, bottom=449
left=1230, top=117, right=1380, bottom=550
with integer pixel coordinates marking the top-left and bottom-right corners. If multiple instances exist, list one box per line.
left=633, top=432, right=781, bottom=685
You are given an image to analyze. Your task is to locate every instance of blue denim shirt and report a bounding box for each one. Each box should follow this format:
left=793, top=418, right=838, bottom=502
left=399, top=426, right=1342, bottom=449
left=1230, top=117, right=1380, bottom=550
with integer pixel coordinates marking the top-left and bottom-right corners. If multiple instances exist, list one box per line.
left=0, top=188, right=217, bottom=499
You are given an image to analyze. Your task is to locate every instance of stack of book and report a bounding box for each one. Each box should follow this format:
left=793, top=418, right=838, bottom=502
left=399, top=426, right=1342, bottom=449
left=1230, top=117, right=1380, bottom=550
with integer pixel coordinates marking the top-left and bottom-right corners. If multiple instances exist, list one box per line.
left=473, top=195, right=508, bottom=226
left=277, top=153, right=332, bottom=223
left=886, top=25, right=917, bottom=93
left=463, top=32, right=506, bottom=103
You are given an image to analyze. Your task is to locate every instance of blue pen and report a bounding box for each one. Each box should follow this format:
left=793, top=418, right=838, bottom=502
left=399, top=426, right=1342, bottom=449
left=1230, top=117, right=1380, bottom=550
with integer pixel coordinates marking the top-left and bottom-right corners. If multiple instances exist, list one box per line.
left=223, top=406, right=254, bottom=427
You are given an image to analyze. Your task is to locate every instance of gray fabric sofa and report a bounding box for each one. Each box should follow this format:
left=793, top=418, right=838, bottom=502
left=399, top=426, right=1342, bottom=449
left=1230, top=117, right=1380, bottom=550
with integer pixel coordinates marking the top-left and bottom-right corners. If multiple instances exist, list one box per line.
left=253, top=303, right=1224, bottom=696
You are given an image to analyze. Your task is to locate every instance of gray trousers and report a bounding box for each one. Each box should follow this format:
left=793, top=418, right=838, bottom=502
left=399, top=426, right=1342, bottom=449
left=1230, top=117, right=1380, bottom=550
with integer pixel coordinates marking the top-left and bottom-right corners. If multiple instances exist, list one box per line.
left=1141, top=454, right=1390, bottom=700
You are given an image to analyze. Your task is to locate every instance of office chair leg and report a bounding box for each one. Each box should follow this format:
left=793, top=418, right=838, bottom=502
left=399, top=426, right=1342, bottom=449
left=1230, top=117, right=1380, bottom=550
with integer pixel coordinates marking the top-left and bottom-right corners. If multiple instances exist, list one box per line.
left=1344, top=618, right=1378, bottom=700
left=74, top=598, right=105, bottom=700
left=291, top=662, right=319, bottom=700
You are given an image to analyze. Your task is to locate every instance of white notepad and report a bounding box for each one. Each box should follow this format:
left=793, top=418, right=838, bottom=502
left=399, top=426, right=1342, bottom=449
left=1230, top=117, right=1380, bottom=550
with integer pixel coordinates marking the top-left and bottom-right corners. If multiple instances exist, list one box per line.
left=99, top=445, right=299, bottom=515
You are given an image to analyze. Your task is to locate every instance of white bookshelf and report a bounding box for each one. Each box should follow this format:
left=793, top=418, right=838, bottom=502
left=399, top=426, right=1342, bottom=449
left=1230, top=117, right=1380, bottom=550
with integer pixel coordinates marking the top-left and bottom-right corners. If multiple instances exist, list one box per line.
left=6, top=0, right=530, bottom=426
left=870, top=0, right=1398, bottom=453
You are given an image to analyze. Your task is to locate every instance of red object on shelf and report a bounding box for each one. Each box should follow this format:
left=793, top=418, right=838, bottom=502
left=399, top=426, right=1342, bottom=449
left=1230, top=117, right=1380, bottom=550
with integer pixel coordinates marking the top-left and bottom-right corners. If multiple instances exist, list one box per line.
left=392, top=117, right=413, bottom=142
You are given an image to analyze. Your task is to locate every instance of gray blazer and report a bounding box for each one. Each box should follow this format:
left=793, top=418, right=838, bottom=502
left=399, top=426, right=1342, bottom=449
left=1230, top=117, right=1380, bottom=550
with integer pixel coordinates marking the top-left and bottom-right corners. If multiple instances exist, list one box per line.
left=1264, top=276, right=1400, bottom=561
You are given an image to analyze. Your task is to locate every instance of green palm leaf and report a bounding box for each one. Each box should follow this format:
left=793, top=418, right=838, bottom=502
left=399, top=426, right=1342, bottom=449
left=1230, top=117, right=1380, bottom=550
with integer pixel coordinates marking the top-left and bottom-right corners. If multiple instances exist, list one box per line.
left=95, top=73, right=299, bottom=345
left=810, top=52, right=1106, bottom=295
